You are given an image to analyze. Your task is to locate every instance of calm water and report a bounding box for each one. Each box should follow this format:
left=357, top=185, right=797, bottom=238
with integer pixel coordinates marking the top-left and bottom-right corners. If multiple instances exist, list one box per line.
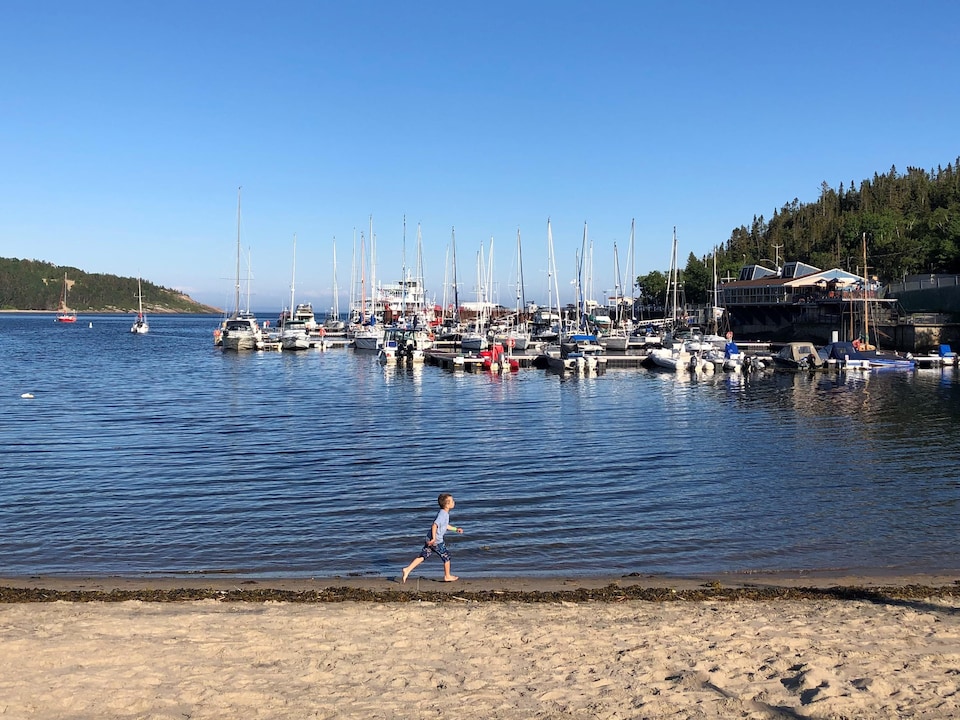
left=2, top=313, right=959, bottom=579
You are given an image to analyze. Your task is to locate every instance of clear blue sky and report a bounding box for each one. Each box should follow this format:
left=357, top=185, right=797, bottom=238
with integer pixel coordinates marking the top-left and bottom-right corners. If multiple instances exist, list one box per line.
left=2, top=1, right=957, bottom=312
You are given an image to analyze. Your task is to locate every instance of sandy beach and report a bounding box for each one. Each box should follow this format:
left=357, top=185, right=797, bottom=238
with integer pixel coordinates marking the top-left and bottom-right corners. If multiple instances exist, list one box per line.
left=2, top=574, right=959, bottom=719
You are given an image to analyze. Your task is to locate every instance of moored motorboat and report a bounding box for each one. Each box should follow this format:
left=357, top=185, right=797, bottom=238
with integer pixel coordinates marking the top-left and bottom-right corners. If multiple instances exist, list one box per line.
left=280, top=318, right=310, bottom=351
left=773, top=341, right=824, bottom=370
left=293, top=303, right=317, bottom=331
left=377, top=327, right=426, bottom=364
left=940, top=344, right=958, bottom=366
left=718, top=334, right=742, bottom=372
left=819, top=340, right=915, bottom=370
left=351, top=322, right=382, bottom=350
left=911, top=351, right=944, bottom=369
left=221, top=312, right=262, bottom=351
left=544, top=334, right=606, bottom=375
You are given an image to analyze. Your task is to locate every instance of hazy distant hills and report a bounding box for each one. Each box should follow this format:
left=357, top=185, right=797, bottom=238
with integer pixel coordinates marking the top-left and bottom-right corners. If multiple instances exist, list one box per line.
left=0, top=258, right=220, bottom=314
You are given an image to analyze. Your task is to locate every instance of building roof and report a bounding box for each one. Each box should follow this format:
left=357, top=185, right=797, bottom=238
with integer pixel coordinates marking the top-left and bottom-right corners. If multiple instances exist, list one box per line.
left=723, top=265, right=864, bottom=289
left=782, top=268, right=863, bottom=287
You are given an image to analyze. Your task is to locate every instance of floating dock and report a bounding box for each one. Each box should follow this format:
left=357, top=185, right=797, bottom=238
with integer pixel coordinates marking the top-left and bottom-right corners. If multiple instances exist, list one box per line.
left=424, top=350, right=651, bottom=371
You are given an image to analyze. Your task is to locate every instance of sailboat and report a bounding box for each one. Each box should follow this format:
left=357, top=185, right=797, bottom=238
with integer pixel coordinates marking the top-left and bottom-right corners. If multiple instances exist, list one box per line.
left=130, top=276, right=149, bottom=334
left=460, top=239, right=492, bottom=353
left=220, top=187, right=263, bottom=352
left=531, top=219, right=562, bottom=344
left=351, top=218, right=383, bottom=351
left=598, top=238, right=630, bottom=351
left=540, top=220, right=604, bottom=375
left=497, top=228, right=532, bottom=352
left=55, top=272, right=77, bottom=323
left=280, top=234, right=310, bottom=351
left=435, top=226, right=463, bottom=341
left=650, top=227, right=695, bottom=372
left=323, top=237, right=346, bottom=335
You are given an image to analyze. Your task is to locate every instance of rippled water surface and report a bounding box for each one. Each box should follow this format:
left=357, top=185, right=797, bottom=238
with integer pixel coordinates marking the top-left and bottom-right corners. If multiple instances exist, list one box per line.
left=2, top=314, right=959, bottom=579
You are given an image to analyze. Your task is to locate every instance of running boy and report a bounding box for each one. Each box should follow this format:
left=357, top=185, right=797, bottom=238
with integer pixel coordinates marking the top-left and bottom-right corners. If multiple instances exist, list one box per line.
left=401, top=493, right=464, bottom=583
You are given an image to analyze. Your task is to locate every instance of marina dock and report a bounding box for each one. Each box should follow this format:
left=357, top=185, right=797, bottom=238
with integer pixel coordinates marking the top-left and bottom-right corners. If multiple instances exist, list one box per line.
left=423, top=349, right=652, bottom=371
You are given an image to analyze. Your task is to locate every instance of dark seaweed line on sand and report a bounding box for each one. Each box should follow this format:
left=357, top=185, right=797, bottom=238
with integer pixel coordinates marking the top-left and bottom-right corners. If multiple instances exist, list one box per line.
left=3, top=584, right=960, bottom=604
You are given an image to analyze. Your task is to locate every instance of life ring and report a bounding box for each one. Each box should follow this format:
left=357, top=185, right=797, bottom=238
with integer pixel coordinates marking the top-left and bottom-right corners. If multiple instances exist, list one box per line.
left=428, top=333, right=435, bottom=341
left=318, top=327, right=326, bottom=336
left=507, top=337, right=516, bottom=348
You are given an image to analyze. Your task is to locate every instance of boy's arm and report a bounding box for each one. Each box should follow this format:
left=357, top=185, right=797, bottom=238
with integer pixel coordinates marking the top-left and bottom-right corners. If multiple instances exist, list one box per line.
left=447, top=523, right=464, bottom=533
left=427, top=522, right=439, bottom=544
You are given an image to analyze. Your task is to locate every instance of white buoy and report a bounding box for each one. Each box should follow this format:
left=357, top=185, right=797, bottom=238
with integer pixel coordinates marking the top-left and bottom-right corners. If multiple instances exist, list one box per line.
left=89, top=322, right=93, bottom=328
left=20, top=393, right=34, bottom=399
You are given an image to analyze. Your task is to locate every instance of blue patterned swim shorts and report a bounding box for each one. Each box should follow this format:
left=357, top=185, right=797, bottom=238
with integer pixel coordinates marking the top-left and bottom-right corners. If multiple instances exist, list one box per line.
left=418, top=540, right=450, bottom=563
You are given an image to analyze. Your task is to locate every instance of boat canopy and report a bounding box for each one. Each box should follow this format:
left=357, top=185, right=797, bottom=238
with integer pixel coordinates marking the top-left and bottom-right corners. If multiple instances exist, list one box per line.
left=777, top=342, right=823, bottom=367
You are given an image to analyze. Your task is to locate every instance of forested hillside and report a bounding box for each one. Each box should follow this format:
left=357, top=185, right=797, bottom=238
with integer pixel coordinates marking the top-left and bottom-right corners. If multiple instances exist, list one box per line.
left=637, top=159, right=960, bottom=306
left=0, top=258, right=219, bottom=313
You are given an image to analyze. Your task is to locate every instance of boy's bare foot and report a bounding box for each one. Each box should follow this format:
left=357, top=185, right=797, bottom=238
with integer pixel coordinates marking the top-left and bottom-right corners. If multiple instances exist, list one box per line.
left=442, top=575, right=459, bottom=582
left=401, top=567, right=410, bottom=584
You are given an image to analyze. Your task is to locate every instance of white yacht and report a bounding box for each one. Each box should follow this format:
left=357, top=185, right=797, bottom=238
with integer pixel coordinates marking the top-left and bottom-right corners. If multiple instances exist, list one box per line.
left=221, top=312, right=262, bottom=351
left=280, top=318, right=310, bottom=351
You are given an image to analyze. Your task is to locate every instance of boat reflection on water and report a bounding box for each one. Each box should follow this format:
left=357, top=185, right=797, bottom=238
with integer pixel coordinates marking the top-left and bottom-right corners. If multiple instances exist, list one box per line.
left=759, top=365, right=958, bottom=421
left=381, top=357, right=425, bottom=387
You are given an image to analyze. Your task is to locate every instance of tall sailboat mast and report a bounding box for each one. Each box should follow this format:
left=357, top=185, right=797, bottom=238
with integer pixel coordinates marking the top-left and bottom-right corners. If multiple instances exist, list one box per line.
left=233, top=186, right=242, bottom=318
left=288, top=233, right=297, bottom=325
left=670, top=226, right=679, bottom=326
left=401, top=215, right=407, bottom=318
left=486, top=236, right=495, bottom=322
left=451, top=226, right=460, bottom=320
left=578, top=222, right=589, bottom=330
left=613, top=241, right=622, bottom=325
left=629, top=219, right=636, bottom=323
left=515, top=228, right=525, bottom=318
left=547, top=218, right=561, bottom=332
left=359, top=232, right=366, bottom=322
left=244, top=246, right=253, bottom=315
left=369, top=215, right=376, bottom=321
left=349, top=228, right=357, bottom=322
left=331, top=237, right=340, bottom=319
left=862, top=231, right=870, bottom=346
left=415, top=222, right=425, bottom=319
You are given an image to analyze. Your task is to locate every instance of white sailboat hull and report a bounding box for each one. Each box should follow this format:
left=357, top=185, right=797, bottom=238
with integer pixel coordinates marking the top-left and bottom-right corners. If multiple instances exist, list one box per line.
left=460, top=332, right=488, bottom=352
left=599, top=333, right=629, bottom=351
